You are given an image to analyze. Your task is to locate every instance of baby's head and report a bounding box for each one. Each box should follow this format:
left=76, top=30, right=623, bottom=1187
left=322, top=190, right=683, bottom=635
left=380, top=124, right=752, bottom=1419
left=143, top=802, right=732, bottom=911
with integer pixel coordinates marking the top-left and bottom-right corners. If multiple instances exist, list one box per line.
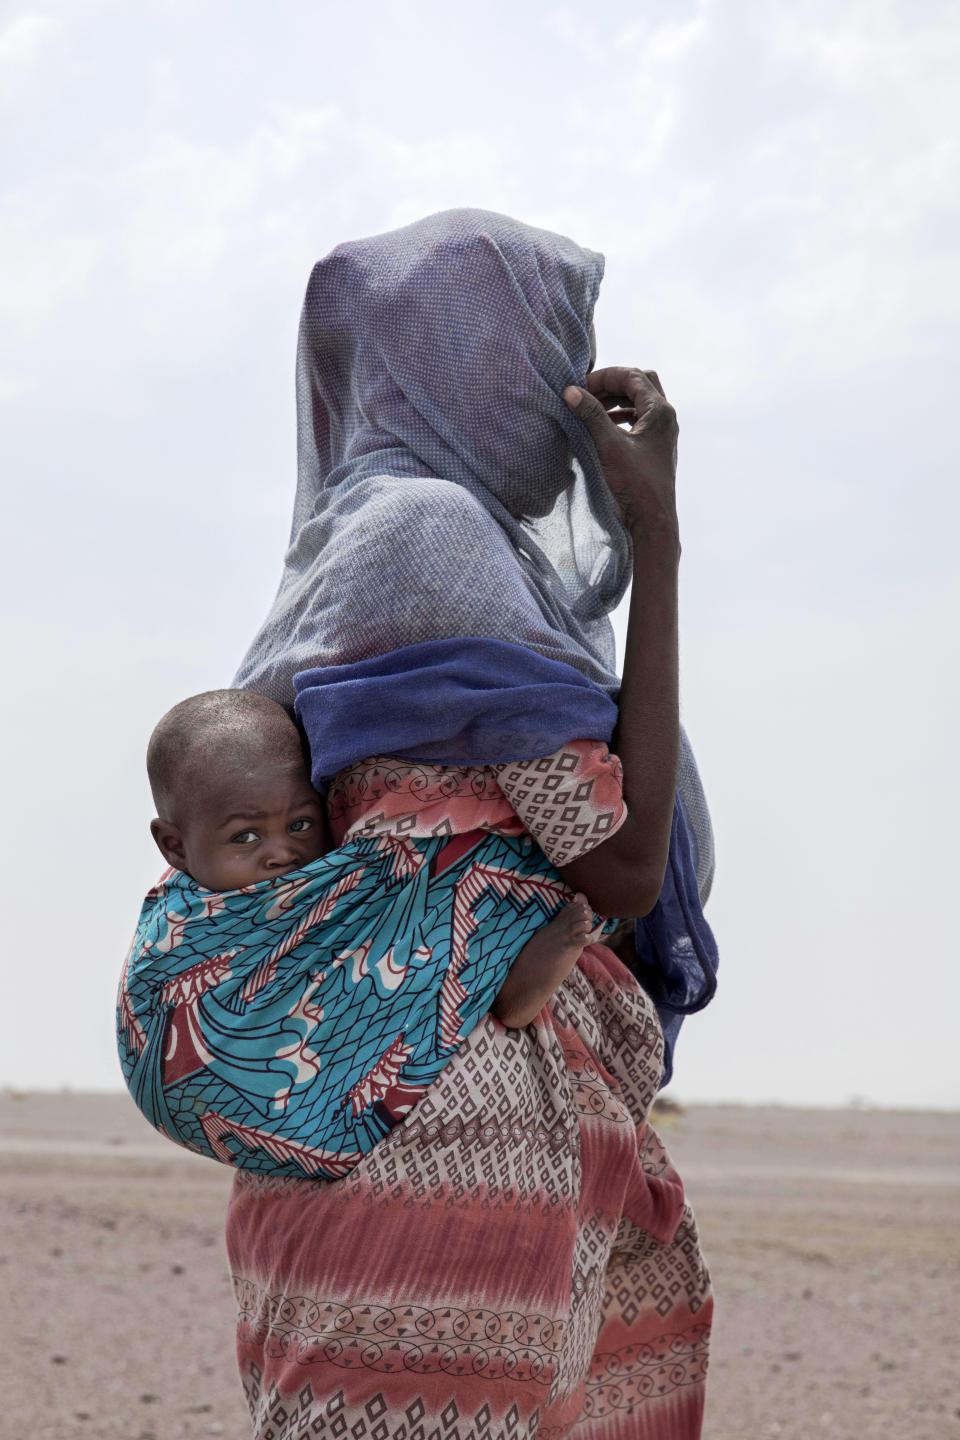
left=147, top=689, right=328, bottom=892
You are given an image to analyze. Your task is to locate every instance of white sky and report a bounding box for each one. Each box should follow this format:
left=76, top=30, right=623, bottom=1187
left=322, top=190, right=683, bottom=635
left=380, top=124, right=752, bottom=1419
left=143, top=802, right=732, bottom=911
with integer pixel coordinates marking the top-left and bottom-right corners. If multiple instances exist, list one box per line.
left=1, top=0, right=957, bottom=1106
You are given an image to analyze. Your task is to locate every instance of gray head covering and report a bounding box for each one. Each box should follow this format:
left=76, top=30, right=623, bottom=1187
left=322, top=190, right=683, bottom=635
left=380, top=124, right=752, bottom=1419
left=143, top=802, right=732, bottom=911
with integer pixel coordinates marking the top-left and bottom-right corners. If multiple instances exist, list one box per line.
left=234, top=207, right=714, bottom=904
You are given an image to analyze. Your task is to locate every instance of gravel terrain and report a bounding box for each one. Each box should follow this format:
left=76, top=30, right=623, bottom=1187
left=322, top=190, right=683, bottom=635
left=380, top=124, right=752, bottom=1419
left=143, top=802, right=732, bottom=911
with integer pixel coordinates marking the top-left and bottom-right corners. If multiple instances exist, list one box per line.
left=2, top=1092, right=957, bottom=1439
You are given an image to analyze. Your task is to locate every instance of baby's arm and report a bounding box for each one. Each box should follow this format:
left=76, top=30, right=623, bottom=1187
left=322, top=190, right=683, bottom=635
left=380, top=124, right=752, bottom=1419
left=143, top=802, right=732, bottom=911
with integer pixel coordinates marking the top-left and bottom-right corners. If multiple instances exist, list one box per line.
left=491, top=894, right=602, bottom=1029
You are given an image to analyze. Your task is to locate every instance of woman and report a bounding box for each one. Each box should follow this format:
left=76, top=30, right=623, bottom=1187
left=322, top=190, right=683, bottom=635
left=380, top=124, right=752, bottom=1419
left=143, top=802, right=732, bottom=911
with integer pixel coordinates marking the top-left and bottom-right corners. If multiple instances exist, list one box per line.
left=227, top=209, right=719, bottom=1438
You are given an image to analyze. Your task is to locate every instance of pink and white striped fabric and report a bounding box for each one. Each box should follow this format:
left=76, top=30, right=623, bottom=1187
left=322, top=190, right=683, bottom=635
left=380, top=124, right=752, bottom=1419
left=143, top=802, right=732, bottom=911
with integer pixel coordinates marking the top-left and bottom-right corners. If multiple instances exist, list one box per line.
left=225, top=748, right=713, bottom=1438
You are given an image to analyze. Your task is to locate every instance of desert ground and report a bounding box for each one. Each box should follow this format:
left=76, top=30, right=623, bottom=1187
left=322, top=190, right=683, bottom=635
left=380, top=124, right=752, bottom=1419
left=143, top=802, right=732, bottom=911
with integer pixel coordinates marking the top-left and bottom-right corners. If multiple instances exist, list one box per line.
left=1, top=1092, right=957, bottom=1440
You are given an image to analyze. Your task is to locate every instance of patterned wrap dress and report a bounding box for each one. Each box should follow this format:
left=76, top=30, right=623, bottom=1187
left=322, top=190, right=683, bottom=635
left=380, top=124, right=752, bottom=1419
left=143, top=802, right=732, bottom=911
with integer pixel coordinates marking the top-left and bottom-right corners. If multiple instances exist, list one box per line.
left=227, top=741, right=713, bottom=1440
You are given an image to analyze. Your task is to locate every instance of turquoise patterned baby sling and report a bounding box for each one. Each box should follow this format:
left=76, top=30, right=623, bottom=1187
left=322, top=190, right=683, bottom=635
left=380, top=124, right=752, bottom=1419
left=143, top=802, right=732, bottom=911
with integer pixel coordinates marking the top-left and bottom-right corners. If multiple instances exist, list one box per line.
left=118, top=828, right=608, bottom=1180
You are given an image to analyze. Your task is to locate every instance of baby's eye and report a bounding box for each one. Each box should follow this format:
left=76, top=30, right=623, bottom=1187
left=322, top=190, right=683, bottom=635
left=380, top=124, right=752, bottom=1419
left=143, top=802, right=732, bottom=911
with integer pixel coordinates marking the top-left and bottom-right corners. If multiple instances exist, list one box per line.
left=288, top=817, right=313, bottom=833
left=230, top=829, right=260, bottom=845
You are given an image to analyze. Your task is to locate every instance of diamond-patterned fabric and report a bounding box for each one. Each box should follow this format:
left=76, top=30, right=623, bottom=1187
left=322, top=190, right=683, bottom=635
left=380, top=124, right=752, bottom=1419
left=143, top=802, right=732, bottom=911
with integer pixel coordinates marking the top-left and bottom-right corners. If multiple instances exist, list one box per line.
left=222, top=748, right=712, bottom=1438
left=227, top=948, right=712, bottom=1439
left=328, top=741, right=627, bottom=868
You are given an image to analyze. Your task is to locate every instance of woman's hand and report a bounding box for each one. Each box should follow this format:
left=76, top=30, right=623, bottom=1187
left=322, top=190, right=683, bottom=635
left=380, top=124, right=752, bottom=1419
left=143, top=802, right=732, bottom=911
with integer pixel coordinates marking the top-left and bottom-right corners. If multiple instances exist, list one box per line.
left=564, top=367, right=679, bottom=539
left=556, top=366, right=681, bottom=917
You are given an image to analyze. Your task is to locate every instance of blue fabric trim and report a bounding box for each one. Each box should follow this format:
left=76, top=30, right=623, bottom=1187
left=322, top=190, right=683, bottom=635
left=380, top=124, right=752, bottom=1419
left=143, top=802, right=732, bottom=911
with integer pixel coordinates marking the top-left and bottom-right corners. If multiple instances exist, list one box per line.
left=630, top=794, right=720, bottom=1090
left=294, top=637, right=619, bottom=785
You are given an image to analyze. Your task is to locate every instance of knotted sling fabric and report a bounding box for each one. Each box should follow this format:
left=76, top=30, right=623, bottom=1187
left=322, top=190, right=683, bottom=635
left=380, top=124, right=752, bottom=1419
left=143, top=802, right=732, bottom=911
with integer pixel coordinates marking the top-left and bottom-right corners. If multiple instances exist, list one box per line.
left=118, top=829, right=609, bottom=1180
left=233, top=208, right=719, bottom=1081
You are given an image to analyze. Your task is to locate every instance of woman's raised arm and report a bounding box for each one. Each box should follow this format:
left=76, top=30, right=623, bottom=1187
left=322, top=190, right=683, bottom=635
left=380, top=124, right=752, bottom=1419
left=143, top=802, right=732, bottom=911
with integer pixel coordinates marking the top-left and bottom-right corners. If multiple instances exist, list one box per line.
left=556, top=367, right=682, bottom=918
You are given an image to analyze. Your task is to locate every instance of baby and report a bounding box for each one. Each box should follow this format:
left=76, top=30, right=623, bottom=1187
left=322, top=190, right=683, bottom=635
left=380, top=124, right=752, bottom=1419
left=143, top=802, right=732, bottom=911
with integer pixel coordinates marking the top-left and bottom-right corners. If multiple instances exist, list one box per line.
left=147, top=688, right=602, bottom=1029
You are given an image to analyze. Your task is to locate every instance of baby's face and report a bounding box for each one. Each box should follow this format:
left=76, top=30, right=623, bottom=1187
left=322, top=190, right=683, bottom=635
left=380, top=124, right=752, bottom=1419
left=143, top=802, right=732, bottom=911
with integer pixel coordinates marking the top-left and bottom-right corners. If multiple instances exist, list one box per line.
left=169, top=756, right=328, bottom=892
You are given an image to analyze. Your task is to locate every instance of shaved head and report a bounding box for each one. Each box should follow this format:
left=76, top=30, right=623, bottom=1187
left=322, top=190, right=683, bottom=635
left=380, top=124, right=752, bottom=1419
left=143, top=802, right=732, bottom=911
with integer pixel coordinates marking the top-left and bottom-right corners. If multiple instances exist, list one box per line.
left=147, top=689, right=304, bottom=823
left=146, top=689, right=327, bottom=891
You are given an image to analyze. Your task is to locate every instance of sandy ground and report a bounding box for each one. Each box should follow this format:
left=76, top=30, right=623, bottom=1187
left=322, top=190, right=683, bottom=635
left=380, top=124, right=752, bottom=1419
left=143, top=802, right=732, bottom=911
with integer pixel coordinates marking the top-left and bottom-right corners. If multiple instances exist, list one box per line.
left=1, top=1093, right=957, bottom=1440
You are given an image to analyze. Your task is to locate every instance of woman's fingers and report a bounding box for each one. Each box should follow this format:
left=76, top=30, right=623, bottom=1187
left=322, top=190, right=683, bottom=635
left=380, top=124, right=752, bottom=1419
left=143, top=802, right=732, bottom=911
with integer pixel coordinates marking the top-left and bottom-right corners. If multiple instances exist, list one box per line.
left=566, top=368, right=665, bottom=432
left=563, top=385, right=625, bottom=456
left=585, top=365, right=666, bottom=410
left=590, top=367, right=678, bottom=449
left=566, top=364, right=679, bottom=531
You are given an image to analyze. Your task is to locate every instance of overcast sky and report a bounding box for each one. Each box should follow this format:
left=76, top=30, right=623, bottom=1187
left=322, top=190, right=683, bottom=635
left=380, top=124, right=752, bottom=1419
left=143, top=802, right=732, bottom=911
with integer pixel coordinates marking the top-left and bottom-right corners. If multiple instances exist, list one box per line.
left=2, top=0, right=957, bottom=1106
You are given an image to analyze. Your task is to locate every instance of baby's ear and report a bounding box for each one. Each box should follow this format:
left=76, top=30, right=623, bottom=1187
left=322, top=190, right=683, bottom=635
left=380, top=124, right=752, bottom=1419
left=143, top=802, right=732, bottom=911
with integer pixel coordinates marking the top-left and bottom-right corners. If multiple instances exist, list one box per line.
left=150, top=818, right=187, bottom=870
